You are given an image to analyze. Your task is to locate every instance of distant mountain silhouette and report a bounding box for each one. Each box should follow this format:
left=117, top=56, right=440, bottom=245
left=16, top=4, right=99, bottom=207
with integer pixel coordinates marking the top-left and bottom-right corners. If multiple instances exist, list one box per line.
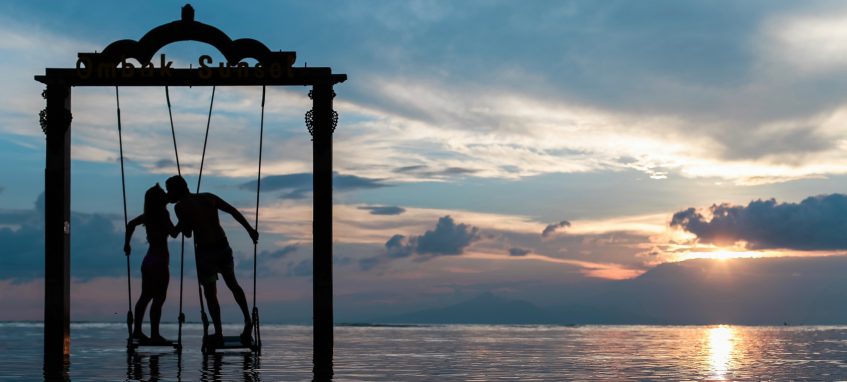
left=369, top=256, right=847, bottom=325
left=599, top=256, right=847, bottom=325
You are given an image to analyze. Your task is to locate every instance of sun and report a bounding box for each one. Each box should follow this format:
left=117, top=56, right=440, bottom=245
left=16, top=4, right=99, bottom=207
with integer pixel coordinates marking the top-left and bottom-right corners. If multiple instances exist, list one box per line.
left=701, top=249, right=760, bottom=261
left=677, top=245, right=765, bottom=261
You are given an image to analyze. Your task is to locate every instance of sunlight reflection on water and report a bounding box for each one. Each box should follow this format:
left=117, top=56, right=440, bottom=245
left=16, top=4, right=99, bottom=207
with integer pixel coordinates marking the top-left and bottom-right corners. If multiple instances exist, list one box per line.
left=707, top=325, right=735, bottom=380
left=3, top=323, right=847, bottom=380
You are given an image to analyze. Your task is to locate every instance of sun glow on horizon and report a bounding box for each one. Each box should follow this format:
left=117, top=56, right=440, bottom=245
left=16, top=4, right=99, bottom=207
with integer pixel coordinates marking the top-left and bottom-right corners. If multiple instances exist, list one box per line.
left=680, top=249, right=765, bottom=261
left=669, top=244, right=844, bottom=263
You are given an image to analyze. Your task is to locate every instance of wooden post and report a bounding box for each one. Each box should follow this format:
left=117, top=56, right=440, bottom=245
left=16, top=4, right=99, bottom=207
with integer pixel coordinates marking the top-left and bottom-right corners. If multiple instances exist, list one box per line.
left=43, top=83, right=72, bottom=374
left=311, top=83, right=334, bottom=380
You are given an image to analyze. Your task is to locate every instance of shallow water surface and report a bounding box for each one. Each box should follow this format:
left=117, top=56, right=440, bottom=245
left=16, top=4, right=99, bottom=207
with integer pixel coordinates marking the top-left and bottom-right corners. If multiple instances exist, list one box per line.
left=3, top=323, right=847, bottom=380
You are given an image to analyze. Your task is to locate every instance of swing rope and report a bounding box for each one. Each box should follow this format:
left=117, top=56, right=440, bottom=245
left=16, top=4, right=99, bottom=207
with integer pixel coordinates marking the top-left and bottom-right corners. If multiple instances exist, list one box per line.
left=116, top=87, right=133, bottom=341
left=195, top=86, right=215, bottom=341
left=196, top=86, right=215, bottom=193
left=252, top=86, right=266, bottom=349
left=165, top=86, right=186, bottom=350
left=166, top=87, right=182, bottom=174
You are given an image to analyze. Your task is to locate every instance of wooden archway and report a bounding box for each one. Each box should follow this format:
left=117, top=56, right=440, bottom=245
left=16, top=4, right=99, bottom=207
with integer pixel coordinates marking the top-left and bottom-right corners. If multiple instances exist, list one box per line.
left=35, top=5, right=344, bottom=379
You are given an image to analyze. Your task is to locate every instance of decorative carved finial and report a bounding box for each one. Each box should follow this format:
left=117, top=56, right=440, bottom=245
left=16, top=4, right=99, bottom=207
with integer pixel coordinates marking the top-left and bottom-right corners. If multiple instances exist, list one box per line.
left=182, top=4, right=195, bottom=22
left=305, top=109, right=339, bottom=138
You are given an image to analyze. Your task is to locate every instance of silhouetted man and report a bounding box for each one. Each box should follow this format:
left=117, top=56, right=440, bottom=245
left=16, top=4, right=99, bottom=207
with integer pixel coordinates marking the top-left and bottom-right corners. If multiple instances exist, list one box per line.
left=165, top=175, right=258, bottom=343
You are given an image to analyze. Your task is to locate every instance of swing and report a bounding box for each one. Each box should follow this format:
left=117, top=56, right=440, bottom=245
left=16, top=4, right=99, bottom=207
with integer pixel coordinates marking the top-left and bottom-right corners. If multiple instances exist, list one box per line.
left=199, top=87, right=265, bottom=355
left=118, top=86, right=189, bottom=353
left=117, top=85, right=265, bottom=354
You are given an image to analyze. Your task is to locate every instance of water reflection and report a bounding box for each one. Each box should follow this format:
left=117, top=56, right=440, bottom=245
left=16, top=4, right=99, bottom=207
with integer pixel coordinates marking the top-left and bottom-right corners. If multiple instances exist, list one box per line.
left=43, top=355, right=70, bottom=382
left=200, top=352, right=261, bottom=382
left=13, top=323, right=847, bottom=380
left=126, top=352, right=182, bottom=381
left=707, top=325, right=735, bottom=380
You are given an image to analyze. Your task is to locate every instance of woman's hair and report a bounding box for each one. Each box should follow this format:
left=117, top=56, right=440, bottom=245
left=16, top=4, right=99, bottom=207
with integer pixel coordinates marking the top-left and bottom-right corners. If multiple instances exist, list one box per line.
left=143, top=183, right=168, bottom=231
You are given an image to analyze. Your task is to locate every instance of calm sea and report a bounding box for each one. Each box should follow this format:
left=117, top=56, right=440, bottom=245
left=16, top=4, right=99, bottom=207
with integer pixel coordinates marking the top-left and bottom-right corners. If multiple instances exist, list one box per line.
left=2, top=322, right=847, bottom=380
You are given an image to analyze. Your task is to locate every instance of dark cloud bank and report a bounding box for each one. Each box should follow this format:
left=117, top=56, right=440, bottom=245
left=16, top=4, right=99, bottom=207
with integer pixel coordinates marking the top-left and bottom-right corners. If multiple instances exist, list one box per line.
left=360, top=216, right=480, bottom=270
left=239, top=172, right=388, bottom=200
left=3, top=194, right=271, bottom=281
left=393, top=165, right=478, bottom=178
left=358, top=205, right=406, bottom=216
left=0, top=194, right=127, bottom=280
left=672, top=194, right=847, bottom=250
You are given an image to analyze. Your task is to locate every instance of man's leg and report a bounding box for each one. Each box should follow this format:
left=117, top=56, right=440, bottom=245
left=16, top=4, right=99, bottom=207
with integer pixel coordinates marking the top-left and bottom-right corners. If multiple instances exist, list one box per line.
left=202, top=280, right=223, bottom=337
left=221, top=270, right=252, bottom=336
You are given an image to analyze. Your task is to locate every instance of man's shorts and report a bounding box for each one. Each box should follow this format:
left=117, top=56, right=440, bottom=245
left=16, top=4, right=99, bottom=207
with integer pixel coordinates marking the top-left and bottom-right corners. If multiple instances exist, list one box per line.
left=195, top=238, right=234, bottom=286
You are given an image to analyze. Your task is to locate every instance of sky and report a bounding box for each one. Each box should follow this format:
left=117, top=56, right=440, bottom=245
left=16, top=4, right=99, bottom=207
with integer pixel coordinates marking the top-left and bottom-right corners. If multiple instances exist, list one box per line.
left=4, top=0, right=847, bottom=323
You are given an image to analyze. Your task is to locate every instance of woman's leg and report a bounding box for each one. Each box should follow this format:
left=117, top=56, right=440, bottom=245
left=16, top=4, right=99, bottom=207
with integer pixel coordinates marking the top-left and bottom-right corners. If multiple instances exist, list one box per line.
left=149, top=268, right=170, bottom=340
left=133, top=275, right=153, bottom=339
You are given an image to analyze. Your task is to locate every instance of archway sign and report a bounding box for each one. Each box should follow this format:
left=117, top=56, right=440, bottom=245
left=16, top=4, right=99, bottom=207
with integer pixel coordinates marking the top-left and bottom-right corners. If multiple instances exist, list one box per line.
left=35, top=5, right=345, bottom=379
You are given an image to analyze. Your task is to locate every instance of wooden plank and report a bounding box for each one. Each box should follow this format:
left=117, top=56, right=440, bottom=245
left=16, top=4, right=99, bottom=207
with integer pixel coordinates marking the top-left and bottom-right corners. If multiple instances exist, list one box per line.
left=203, top=335, right=257, bottom=352
left=127, top=338, right=180, bottom=350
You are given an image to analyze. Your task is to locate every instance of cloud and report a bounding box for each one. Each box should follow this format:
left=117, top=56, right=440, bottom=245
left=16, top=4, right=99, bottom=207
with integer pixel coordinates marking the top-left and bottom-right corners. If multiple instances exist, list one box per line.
left=285, top=256, right=354, bottom=278
left=542, top=220, right=571, bottom=237
left=152, top=159, right=177, bottom=169
left=394, top=165, right=427, bottom=173
left=360, top=216, right=481, bottom=270
left=671, top=194, right=847, bottom=250
left=416, top=216, right=481, bottom=256
left=335, top=173, right=389, bottom=190
left=765, top=10, right=847, bottom=73
left=237, top=244, right=302, bottom=273
left=328, top=203, right=659, bottom=278
left=358, top=205, right=406, bottom=216
left=508, top=247, right=531, bottom=257
left=242, top=173, right=311, bottom=192
left=0, top=194, right=127, bottom=280
left=279, top=188, right=311, bottom=200
left=267, top=244, right=299, bottom=259
left=393, top=165, right=478, bottom=179
left=239, top=172, right=388, bottom=199
left=288, top=259, right=313, bottom=277
left=11, top=2, right=847, bottom=190
left=12, top=2, right=847, bottom=189
left=358, top=257, right=382, bottom=271
left=0, top=208, right=34, bottom=226
left=385, top=234, right=414, bottom=258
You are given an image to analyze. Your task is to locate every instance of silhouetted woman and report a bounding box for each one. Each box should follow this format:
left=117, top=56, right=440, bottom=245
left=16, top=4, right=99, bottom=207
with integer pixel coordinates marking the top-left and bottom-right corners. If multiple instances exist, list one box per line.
left=124, top=183, right=178, bottom=343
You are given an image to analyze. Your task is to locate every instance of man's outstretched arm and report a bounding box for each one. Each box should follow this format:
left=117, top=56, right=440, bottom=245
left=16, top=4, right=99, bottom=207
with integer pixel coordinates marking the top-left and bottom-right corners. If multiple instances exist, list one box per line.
left=213, top=194, right=259, bottom=243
